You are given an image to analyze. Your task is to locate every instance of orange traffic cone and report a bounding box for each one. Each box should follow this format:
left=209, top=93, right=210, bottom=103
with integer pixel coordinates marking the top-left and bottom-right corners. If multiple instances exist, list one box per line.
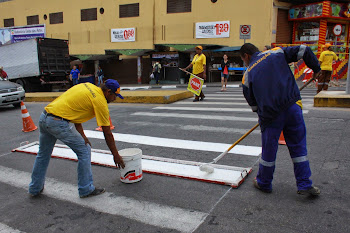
left=95, top=116, right=115, bottom=131
left=278, top=132, right=286, bottom=145
left=21, top=101, right=38, bottom=132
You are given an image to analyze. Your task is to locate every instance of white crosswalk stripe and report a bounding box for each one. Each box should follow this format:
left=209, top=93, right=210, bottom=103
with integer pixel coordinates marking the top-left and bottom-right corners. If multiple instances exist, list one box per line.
left=83, top=130, right=261, bottom=156
left=153, top=106, right=309, bottom=114
left=0, top=222, right=23, bottom=233
left=125, top=121, right=261, bottom=135
left=0, top=165, right=207, bottom=233
left=132, top=112, right=259, bottom=122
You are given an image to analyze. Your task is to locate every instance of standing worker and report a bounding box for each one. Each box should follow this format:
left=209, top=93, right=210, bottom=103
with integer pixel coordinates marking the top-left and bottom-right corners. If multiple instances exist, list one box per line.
left=70, top=65, right=80, bottom=86
left=220, top=54, right=230, bottom=92
left=29, top=79, right=125, bottom=198
left=0, top=66, right=8, bottom=80
left=184, top=45, right=206, bottom=102
left=240, top=43, right=321, bottom=196
left=317, top=43, right=338, bottom=94
left=152, top=61, right=162, bottom=85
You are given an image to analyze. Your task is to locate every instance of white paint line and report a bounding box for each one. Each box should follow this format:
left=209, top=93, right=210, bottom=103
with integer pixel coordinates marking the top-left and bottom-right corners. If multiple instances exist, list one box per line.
left=0, top=222, right=23, bottom=233
left=225, top=85, right=240, bottom=88
left=161, top=86, right=177, bottom=89
left=154, top=106, right=309, bottom=114
left=173, top=101, right=248, bottom=106
left=0, top=152, right=12, bottom=158
left=153, top=106, right=252, bottom=112
left=132, top=112, right=258, bottom=122
left=15, top=143, right=251, bottom=188
left=0, top=165, right=206, bottom=233
left=84, top=130, right=262, bottom=156
left=125, top=121, right=261, bottom=135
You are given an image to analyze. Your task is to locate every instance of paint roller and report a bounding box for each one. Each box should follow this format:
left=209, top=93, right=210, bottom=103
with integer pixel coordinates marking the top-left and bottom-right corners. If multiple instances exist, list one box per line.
left=199, top=73, right=319, bottom=173
left=199, top=123, right=259, bottom=173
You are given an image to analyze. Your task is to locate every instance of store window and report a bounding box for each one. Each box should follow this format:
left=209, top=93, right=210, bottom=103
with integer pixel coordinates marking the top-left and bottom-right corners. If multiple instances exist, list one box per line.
left=295, top=22, right=319, bottom=42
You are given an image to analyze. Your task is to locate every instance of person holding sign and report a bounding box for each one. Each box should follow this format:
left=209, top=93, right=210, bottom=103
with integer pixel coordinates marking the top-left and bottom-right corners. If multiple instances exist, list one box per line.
left=317, top=43, right=338, bottom=94
left=184, top=46, right=206, bottom=102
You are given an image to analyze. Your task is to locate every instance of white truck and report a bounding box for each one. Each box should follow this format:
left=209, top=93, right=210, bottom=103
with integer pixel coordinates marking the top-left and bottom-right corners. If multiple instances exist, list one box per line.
left=0, top=38, right=71, bottom=91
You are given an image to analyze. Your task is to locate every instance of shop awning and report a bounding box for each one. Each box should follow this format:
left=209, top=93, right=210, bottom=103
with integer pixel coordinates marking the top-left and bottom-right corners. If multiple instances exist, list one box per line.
left=105, top=49, right=152, bottom=56
left=156, top=44, right=226, bottom=52
left=206, top=46, right=241, bottom=52
left=72, top=55, right=117, bottom=61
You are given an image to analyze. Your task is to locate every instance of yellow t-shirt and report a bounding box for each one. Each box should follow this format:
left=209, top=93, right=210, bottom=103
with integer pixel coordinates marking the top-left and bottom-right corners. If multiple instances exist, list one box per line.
left=319, top=51, right=338, bottom=71
left=191, top=53, right=206, bottom=75
left=45, top=83, right=110, bottom=126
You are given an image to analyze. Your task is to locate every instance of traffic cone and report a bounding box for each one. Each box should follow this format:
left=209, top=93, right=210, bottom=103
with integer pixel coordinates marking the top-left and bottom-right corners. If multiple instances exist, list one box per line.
left=95, top=116, right=115, bottom=131
left=20, top=101, right=38, bottom=132
left=278, top=132, right=286, bottom=145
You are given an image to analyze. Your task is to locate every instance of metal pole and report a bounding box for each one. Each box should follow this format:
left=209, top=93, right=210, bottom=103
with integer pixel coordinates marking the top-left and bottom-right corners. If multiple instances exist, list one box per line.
left=346, top=57, right=350, bottom=94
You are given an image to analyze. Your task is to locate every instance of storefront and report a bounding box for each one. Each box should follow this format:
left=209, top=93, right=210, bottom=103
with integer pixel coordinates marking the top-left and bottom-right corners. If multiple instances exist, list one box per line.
left=287, top=1, right=350, bottom=79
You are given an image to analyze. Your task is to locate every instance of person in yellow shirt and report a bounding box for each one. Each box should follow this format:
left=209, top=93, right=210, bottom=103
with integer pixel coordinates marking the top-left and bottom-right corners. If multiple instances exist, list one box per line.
left=29, top=79, right=125, bottom=198
left=184, top=45, right=206, bottom=102
left=318, top=43, right=338, bottom=93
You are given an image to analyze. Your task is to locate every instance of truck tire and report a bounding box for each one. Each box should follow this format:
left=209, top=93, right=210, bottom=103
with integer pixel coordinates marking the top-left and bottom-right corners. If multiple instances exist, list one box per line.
left=15, top=79, right=26, bottom=90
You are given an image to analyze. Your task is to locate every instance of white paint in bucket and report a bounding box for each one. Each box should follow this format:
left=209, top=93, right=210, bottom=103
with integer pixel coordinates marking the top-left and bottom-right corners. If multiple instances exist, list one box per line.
left=119, top=148, right=143, bottom=183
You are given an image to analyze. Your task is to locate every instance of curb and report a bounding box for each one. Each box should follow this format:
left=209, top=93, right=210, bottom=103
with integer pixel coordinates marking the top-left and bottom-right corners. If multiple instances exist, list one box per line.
left=24, top=90, right=194, bottom=104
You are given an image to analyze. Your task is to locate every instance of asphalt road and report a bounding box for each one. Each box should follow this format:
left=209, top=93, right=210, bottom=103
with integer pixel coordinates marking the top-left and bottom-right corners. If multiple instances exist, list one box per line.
left=0, top=84, right=349, bottom=233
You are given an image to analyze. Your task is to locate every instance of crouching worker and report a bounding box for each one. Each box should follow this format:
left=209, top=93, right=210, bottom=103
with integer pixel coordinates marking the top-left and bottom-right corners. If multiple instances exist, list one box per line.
left=29, top=79, right=125, bottom=198
left=240, top=43, right=321, bottom=196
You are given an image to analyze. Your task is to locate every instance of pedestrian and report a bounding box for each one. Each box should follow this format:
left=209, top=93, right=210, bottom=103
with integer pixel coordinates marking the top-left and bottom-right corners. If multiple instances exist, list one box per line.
left=70, top=65, right=80, bottom=86
left=29, top=79, right=126, bottom=198
left=240, top=43, right=321, bottom=196
left=317, top=43, right=339, bottom=94
left=184, top=45, right=206, bottom=102
left=221, top=54, right=230, bottom=91
left=152, top=61, right=162, bottom=85
left=0, top=66, right=8, bottom=80
left=97, top=66, right=104, bottom=86
left=263, top=45, right=271, bottom=51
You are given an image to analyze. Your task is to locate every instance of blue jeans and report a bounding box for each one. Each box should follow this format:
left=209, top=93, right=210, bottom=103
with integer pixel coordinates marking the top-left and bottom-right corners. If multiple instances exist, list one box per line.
left=72, top=78, right=79, bottom=86
left=29, top=112, right=95, bottom=196
left=98, top=75, right=103, bottom=86
left=257, top=103, right=313, bottom=191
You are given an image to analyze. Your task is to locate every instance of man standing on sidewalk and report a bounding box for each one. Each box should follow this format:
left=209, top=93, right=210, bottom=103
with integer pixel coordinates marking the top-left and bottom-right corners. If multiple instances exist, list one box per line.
left=240, top=43, right=321, bottom=196
left=317, top=43, right=338, bottom=93
left=29, top=79, right=125, bottom=198
left=184, top=45, right=206, bottom=102
left=70, top=65, right=80, bottom=86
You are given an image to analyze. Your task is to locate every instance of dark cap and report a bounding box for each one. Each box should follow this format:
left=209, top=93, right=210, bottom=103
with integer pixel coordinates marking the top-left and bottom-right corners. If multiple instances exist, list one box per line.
left=105, top=79, right=124, bottom=99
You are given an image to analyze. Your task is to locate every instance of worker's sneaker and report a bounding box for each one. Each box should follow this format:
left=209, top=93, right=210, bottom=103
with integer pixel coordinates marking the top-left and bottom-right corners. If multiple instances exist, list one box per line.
left=297, top=186, right=320, bottom=196
left=193, top=99, right=199, bottom=102
left=253, top=179, right=272, bottom=193
left=29, top=187, right=44, bottom=197
left=80, top=188, right=106, bottom=198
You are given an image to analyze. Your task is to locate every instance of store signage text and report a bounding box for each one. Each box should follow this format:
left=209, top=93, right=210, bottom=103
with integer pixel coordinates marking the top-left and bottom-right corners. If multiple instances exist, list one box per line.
left=111, top=28, right=135, bottom=42
left=196, top=21, right=230, bottom=39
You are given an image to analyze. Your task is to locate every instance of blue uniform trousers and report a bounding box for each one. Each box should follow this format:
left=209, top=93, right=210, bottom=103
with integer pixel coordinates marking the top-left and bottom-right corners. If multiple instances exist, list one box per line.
left=257, top=103, right=313, bottom=191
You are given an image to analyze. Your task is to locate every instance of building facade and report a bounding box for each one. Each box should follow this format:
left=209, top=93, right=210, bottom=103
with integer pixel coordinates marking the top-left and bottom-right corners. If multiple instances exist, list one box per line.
left=0, top=0, right=277, bottom=84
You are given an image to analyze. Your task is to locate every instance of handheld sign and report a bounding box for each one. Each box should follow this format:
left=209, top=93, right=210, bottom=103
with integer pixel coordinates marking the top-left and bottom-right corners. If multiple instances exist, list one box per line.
left=187, top=74, right=204, bottom=96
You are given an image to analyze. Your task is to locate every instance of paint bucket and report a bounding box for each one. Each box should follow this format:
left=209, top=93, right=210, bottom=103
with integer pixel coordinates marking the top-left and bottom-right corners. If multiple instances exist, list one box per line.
left=119, top=148, right=143, bottom=183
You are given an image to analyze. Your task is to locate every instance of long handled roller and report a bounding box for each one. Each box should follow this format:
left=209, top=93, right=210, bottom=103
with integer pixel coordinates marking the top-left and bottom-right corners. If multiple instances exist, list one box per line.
left=199, top=73, right=319, bottom=173
left=199, top=123, right=259, bottom=173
